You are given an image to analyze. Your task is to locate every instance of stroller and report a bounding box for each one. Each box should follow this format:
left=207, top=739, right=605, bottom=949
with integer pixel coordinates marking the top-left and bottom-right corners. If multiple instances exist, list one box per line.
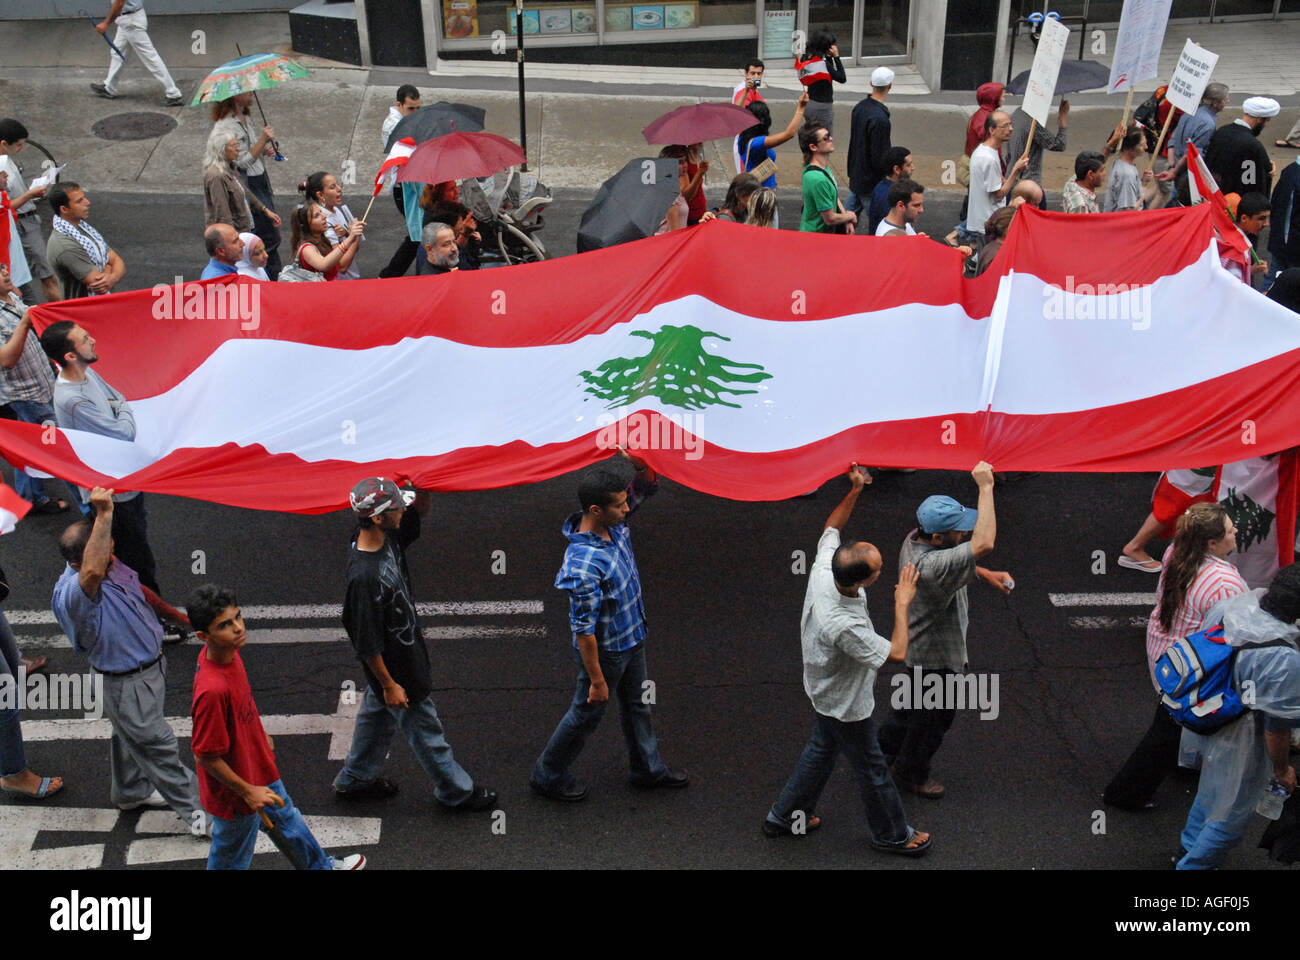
left=460, top=169, right=551, bottom=266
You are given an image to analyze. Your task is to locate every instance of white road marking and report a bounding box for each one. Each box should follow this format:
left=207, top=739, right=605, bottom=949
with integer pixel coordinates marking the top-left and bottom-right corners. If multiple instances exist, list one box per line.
left=1068, top=616, right=1148, bottom=629
left=0, top=805, right=382, bottom=869
left=1049, top=593, right=1156, bottom=607
left=0, top=807, right=119, bottom=870
left=4, top=599, right=543, bottom=627
left=22, top=693, right=363, bottom=760
left=16, top=623, right=547, bottom=651
left=125, top=814, right=382, bottom=866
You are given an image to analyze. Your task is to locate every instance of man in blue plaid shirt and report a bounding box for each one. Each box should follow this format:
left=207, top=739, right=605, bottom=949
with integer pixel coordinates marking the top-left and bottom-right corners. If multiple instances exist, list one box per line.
left=529, top=451, right=687, bottom=802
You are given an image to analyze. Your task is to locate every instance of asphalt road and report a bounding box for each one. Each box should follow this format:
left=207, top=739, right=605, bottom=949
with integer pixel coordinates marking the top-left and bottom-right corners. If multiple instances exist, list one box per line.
left=1, top=188, right=1288, bottom=872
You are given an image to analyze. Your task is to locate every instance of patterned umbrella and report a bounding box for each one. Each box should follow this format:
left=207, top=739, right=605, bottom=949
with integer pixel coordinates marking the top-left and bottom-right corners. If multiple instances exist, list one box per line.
left=190, top=54, right=310, bottom=106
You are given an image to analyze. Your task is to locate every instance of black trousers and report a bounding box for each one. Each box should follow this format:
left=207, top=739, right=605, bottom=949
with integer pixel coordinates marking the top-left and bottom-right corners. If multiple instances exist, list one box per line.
left=244, top=171, right=283, bottom=280
left=379, top=184, right=419, bottom=278
left=876, top=668, right=958, bottom=785
left=1103, top=700, right=1182, bottom=808
left=110, top=494, right=160, bottom=595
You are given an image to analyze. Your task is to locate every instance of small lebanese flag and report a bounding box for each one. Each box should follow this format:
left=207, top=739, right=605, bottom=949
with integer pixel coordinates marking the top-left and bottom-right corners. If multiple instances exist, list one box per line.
left=0, top=483, right=31, bottom=534
left=1186, top=141, right=1252, bottom=266
left=374, top=137, right=417, bottom=196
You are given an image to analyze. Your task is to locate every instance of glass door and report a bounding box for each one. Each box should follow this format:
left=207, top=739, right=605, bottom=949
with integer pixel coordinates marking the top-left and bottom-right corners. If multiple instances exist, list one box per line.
left=859, top=0, right=908, bottom=57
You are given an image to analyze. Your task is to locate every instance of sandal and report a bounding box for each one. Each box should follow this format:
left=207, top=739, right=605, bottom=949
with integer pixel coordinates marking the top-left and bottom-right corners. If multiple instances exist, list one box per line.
left=1, top=774, right=64, bottom=801
left=21, top=655, right=48, bottom=675
left=1117, top=555, right=1162, bottom=572
left=30, top=499, right=70, bottom=515
left=335, top=777, right=399, bottom=801
left=871, top=826, right=931, bottom=857
left=1275, top=139, right=1300, bottom=149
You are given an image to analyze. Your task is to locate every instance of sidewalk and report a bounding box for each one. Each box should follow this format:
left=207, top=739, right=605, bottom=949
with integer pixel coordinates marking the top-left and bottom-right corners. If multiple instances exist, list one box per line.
left=2, top=14, right=1297, bottom=195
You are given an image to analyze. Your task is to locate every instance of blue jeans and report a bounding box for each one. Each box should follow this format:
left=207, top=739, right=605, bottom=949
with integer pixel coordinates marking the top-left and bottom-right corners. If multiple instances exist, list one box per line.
left=0, top=609, right=27, bottom=778
left=7, top=399, right=58, bottom=506
left=531, top=642, right=668, bottom=789
left=207, top=779, right=333, bottom=870
left=767, top=711, right=909, bottom=844
left=334, top=686, right=474, bottom=806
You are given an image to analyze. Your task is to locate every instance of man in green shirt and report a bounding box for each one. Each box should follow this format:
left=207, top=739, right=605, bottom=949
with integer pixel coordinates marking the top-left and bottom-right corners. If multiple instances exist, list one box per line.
left=799, top=124, right=857, bottom=233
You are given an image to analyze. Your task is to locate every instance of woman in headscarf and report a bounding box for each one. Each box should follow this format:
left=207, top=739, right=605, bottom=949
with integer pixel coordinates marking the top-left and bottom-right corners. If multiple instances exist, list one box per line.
left=234, top=232, right=269, bottom=281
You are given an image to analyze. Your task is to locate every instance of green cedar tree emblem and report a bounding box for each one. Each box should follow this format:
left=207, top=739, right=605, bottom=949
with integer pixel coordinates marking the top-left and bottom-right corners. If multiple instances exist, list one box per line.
left=579, top=325, right=772, bottom=411
left=1221, top=486, right=1275, bottom=552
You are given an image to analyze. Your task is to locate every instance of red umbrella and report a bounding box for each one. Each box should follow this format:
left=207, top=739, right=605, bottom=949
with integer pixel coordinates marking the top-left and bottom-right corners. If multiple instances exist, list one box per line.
left=642, top=103, right=757, bottom=145
left=396, top=131, right=526, bottom=185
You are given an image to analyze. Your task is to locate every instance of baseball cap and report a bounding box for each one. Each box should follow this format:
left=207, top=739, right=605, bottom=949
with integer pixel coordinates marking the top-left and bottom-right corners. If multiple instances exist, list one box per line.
left=871, top=66, right=895, bottom=88
left=1243, top=96, right=1280, bottom=118
left=349, top=477, right=416, bottom=518
left=917, top=495, right=977, bottom=534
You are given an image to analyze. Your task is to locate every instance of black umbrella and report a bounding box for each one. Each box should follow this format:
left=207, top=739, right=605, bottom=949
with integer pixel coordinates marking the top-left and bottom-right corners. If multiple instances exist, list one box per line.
left=385, top=101, right=486, bottom=153
left=1005, top=59, right=1110, bottom=95
left=577, top=158, right=680, bottom=254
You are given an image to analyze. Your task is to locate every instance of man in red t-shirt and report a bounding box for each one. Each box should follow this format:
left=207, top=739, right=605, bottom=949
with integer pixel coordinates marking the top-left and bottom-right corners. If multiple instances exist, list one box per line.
left=189, top=583, right=367, bottom=870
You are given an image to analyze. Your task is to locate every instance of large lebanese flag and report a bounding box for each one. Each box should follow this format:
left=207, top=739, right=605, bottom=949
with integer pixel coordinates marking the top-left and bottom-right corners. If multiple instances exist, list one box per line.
left=7, top=204, right=1300, bottom=513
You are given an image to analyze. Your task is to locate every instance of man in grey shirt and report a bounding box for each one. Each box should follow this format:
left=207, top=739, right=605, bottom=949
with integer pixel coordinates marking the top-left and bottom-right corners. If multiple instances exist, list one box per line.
left=762, top=464, right=931, bottom=856
left=877, top=462, right=1011, bottom=799
left=40, top=320, right=166, bottom=603
left=1007, top=100, right=1068, bottom=205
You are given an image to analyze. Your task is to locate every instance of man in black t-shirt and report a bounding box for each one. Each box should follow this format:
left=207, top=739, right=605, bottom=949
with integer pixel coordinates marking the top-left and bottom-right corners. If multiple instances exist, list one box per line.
left=332, top=477, right=497, bottom=811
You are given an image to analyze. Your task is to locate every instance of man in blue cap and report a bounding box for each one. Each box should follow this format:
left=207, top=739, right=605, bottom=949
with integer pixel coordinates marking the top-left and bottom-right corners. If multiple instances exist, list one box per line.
left=877, top=461, right=1012, bottom=798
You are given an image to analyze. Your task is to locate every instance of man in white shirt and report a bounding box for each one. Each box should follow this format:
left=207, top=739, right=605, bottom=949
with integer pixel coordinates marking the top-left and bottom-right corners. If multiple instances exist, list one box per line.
left=761, top=464, right=931, bottom=857
left=89, top=1, right=183, bottom=106
left=965, top=111, right=1028, bottom=240
left=875, top=178, right=924, bottom=236
left=0, top=119, right=59, bottom=303
left=379, top=86, right=422, bottom=279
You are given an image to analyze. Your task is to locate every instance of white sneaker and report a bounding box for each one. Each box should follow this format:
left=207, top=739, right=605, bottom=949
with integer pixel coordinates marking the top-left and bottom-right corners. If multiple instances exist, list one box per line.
left=331, top=853, right=367, bottom=870
left=117, top=789, right=169, bottom=810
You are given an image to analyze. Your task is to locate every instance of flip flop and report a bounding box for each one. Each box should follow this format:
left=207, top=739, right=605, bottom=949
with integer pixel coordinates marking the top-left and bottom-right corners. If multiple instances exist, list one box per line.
left=20, top=655, right=48, bottom=675
left=871, top=826, right=932, bottom=857
left=1, top=775, right=63, bottom=801
left=1275, top=139, right=1300, bottom=149
left=1117, top=555, right=1162, bottom=573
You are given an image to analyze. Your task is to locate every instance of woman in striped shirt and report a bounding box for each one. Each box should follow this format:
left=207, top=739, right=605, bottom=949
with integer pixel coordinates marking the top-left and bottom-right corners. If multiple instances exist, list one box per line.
left=1103, top=502, right=1244, bottom=811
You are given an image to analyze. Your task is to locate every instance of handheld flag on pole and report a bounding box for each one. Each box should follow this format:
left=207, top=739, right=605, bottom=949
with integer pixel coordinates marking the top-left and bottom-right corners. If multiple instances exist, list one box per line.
left=1186, top=141, right=1256, bottom=273
left=361, top=137, right=417, bottom=222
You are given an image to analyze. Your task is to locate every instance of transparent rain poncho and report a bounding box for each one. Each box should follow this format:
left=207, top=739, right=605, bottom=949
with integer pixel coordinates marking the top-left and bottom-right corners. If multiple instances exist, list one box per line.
left=1179, top=590, right=1300, bottom=822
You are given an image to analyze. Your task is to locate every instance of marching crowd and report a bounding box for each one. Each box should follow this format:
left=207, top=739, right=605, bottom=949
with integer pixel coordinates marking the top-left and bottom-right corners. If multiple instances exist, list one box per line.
left=2, top=31, right=1300, bottom=871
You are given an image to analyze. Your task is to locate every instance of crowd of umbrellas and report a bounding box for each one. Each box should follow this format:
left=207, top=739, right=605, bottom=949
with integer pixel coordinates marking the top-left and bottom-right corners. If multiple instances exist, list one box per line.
left=184, top=45, right=1117, bottom=257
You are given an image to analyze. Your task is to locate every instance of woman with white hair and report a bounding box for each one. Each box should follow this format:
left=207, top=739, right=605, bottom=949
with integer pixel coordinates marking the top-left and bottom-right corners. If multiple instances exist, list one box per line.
left=203, top=128, right=280, bottom=234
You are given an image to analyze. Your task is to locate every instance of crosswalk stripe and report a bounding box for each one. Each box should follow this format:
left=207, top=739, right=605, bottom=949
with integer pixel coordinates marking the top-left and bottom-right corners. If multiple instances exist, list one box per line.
left=3, top=599, right=544, bottom=627
left=1049, top=592, right=1156, bottom=607
left=1068, top=616, right=1148, bottom=629
left=16, top=623, right=548, bottom=651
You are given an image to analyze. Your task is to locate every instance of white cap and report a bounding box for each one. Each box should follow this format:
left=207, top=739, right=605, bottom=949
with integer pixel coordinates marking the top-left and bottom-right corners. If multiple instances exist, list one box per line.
left=870, top=66, right=895, bottom=88
left=1243, top=96, right=1280, bottom=118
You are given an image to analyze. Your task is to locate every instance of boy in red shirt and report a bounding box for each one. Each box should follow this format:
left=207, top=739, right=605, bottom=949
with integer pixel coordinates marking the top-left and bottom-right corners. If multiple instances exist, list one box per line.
left=189, top=583, right=366, bottom=870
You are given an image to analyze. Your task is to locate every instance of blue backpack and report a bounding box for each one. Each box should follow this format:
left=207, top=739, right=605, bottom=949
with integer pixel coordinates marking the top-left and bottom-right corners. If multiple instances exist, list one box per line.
left=1155, top=625, right=1292, bottom=733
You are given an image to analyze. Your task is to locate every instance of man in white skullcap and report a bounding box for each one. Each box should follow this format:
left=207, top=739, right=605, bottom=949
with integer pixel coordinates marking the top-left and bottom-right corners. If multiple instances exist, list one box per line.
left=845, top=66, right=896, bottom=228
left=1205, top=96, right=1279, bottom=198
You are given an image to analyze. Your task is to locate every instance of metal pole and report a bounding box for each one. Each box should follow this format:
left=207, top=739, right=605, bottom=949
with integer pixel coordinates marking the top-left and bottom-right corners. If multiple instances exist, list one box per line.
left=235, top=42, right=284, bottom=160
left=516, top=0, right=529, bottom=171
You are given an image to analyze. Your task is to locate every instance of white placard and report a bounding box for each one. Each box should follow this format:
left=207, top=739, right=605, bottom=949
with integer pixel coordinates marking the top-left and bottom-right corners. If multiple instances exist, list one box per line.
left=1107, top=0, right=1173, bottom=93
left=1021, top=17, right=1070, bottom=127
left=1164, top=39, right=1219, bottom=115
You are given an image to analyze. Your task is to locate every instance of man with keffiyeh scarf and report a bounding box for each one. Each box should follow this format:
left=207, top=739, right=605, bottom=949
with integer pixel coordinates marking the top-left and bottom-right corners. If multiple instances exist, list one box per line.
left=45, top=182, right=125, bottom=301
